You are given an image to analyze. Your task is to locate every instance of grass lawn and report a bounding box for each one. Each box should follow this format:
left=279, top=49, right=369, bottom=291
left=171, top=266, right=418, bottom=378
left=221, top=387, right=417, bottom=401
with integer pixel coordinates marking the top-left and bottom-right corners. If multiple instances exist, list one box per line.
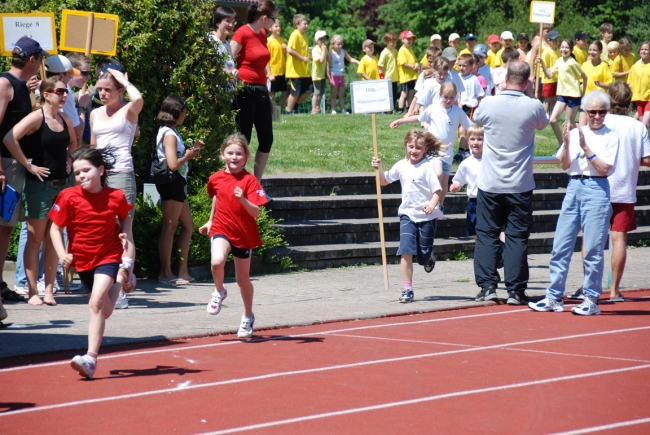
left=246, top=112, right=560, bottom=175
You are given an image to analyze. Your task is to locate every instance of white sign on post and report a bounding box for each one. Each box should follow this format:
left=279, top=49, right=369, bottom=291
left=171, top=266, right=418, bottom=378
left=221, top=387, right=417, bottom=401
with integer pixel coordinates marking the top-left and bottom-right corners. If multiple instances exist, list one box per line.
left=350, top=79, right=394, bottom=114
left=1, top=13, right=57, bottom=56
left=529, top=1, right=556, bottom=24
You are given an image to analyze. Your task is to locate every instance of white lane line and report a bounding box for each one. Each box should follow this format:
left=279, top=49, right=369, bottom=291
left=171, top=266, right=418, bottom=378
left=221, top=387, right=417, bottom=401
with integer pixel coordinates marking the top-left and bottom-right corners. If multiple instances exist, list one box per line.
left=547, top=417, right=650, bottom=434
left=193, top=365, right=650, bottom=435
left=327, top=333, right=477, bottom=348
left=0, top=308, right=528, bottom=373
left=503, top=347, right=650, bottom=363
left=1, top=325, right=648, bottom=417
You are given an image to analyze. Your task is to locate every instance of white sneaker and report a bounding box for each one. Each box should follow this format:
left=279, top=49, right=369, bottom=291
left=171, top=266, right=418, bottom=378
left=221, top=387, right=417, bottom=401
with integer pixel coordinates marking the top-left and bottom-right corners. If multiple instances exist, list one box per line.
left=37, top=279, right=58, bottom=295
left=331, top=110, right=337, bottom=114
left=70, top=354, right=96, bottom=379
left=528, top=297, right=565, bottom=312
left=237, top=313, right=255, bottom=338
left=571, top=297, right=600, bottom=316
left=13, top=285, right=29, bottom=295
left=341, top=109, right=349, bottom=114
left=114, top=293, right=129, bottom=309
left=207, top=288, right=227, bottom=315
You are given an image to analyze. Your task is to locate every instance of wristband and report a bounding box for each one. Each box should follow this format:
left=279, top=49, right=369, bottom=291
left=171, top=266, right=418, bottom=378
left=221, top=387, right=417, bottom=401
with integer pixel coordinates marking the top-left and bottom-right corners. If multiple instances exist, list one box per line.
left=587, top=154, right=597, bottom=160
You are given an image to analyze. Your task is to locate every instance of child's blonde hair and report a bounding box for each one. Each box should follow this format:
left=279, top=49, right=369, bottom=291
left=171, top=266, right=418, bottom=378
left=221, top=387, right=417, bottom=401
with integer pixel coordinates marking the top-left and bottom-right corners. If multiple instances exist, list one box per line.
left=440, top=81, right=457, bottom=96
left=466, top=124, right=484, bottom=139
left=293, top=14, right=308, bottom=27
left=220, top=132, right=251, bottom=161
left=403, top=129, right=448, bottom=158
left=330, top=34, right=343, bottom=51
left=618, top=37, right=632, bottom=54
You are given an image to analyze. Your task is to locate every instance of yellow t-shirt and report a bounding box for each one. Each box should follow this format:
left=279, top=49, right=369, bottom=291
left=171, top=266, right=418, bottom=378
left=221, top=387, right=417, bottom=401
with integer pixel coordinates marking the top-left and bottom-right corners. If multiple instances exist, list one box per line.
left=486, top=50, right=497, bottom=68
left=541, top=47, right=560, bottom=84
left=550, top=57, right=584, bottom=97
left=378, top=47, right=399, bottom=82
left=357, top=55, right=379, bottom=80
left=494, top=48, right=505, bottom=67
left=311, top=44, right=327, bottom=80
left=611, top=53, right=637, bottom=83
left=285, top=29, right=309, bottom=78
left=629, top=61, right=650, bottom=101
left=267, top=36, right=285, bottom=77
left=572, top=46, right=588, bottom=66
left=397, top=46, right=418, bottom=83
left=581, top=60, right=613, bottom=94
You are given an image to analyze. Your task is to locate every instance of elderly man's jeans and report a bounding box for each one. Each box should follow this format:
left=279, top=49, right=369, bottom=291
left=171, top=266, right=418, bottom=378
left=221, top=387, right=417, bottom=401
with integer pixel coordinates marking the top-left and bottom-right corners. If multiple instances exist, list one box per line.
left=474, top=189, right=533, bottom=292
left=547, top=178, right=611, bottom=300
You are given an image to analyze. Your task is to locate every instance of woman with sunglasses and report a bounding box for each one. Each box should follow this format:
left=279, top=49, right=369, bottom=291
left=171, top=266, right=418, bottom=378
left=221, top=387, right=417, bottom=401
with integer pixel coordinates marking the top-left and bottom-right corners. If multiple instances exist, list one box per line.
left=529, top=90, right=619, bottom=316
left=2, top=77, right=77, bottom=306
left=90, top=67, right=143, bottom=308
left=230, top=1, right=278, bottom=182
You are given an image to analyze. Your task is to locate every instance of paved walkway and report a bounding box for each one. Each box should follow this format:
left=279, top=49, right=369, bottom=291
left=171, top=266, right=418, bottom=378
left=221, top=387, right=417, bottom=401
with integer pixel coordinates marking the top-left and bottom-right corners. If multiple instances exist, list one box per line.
left=2, top=247, right=649, bottom=359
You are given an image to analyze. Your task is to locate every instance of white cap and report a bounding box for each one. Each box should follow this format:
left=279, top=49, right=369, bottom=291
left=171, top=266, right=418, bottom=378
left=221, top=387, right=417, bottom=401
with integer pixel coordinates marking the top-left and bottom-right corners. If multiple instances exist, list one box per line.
left=314, top=30, right=328, bottom=42
left=500, top=31, right=514, bottom=40
left=44, top=55, right=80, bottom=75
left=448, top=33, right=460, bottom=41
left=430, top=34, right=442, bottom=42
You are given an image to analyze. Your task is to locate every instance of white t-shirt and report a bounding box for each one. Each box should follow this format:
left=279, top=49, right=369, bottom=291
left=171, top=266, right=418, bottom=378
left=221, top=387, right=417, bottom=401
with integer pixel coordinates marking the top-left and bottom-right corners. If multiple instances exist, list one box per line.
left=61, top=84, right=81, bottom=127
left=556, top=125, right=619, bottom=177
left=414, top=78, right=442, bottom=108
left=459, top=73, right=485, bottom=107
left=414, top=71, right=426, bottom=92
left=156, top=126, right=188, bottom=179
left=605, top=115, right=650, bottom=203
left=492, top=67, right=507, bottom=95
left=448, top=70, right=466, bottom=98
left=384, top=158, right=443, bottom=222
left=418, top=103, right=471, bottom=165
left=452, top=155, right=482, bottom=198
left=478, top=64, right=494, bottom=95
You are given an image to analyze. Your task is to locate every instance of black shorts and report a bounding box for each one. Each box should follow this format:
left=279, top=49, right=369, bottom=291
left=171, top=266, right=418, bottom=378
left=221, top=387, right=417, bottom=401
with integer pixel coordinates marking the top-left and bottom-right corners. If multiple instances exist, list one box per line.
left=270, top=75, right=287, bottom=93
left=391, top=81, right=399, bottom=102
left=211, top=234, right=253, bottom=259
left=78, top=262, right=120, bottom=293
left=287, top=77, right=313, bottom=96
left=466, top=197, right=477, bottom=236
left=155, top=174, right=187, bottom=202
left=401, top=80, right=416, bottom=92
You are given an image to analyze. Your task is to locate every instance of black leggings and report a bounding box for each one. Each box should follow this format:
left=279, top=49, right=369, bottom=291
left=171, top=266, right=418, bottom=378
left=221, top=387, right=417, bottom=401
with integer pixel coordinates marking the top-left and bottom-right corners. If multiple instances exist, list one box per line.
left=233, top=84, right=274, bottom=153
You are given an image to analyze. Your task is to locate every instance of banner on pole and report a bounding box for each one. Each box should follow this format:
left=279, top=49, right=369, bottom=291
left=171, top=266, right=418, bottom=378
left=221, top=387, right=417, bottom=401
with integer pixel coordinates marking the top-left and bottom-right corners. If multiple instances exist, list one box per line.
left=529, top=1, right=556, bottom=24
left=0, top=12, right=57, bottom=56
left=350, top=79, right=394, bottom=114
left=60, top=9, right=119, bottom=56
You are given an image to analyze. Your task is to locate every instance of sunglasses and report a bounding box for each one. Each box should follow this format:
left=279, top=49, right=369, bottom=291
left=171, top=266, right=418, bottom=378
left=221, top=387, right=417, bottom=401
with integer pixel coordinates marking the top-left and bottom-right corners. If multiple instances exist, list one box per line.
left=587, top=109, right=607, bottom=117
left=50, top=88, right=69, bottom=96
left=79, top=71, right=91, bottom=77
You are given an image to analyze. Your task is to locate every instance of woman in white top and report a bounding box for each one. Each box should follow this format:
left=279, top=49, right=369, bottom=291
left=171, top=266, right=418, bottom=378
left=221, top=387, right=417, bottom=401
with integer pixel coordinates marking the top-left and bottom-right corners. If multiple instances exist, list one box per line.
left=529, top=91, right=619, bottom=316
left=90, top=67, right=143, bottom=300
left=154, top=95, right=201, bottom=285
left=210, top=6, right=238, bottom=84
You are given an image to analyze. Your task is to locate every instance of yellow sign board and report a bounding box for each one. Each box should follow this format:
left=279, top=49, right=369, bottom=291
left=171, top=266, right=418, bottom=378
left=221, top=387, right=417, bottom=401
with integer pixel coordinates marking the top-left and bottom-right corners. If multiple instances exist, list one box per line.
left=0, top=12, right=57, bottom=56
left=60, top=9, right=119, bottom=56
left=529, top=1, right=556, bottom=24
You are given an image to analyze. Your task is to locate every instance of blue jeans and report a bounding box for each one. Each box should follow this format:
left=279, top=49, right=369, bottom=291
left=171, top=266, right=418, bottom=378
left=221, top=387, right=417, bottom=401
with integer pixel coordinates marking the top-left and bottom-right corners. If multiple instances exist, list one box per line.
left=15, top=222, right=65, bottom=286
left=547, top=178, right=612, bottom=300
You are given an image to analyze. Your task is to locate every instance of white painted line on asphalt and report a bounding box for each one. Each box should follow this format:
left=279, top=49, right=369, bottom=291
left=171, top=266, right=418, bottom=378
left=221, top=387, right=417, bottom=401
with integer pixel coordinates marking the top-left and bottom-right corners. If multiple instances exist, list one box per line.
left=546, top=417, right=650, bottom=434
left=0, top=308, right=528, bottom=372
left=503, top=347, right=650, bottom=363
left=1, top=325, right=649, bottom=417
left=193, top=365, right=650, bottom=435
left=328, top=333, right=477, bottom=347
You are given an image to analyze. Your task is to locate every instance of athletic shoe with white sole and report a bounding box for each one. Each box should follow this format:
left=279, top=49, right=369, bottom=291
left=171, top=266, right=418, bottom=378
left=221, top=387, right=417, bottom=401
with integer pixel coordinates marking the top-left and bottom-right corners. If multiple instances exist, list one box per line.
left=206, top=288, right=228, bottom=315
left=399, top=289, right=414, bottom=303
left=528, top=297, right=564, bottom=312
left=484, top=286, right=498, bottom=301
left=237, top=313, right=255, bottom=338
left=13, top=285, right=29, bottom=295
left=567, top=287, right=585, bottom=300
left=423, top=255, right=436, bottom=273
left=114, top=293, right=129, bottom=309
left=571, top=297, right=600, bottom=316
left=70, top=354, right=96, bottom=379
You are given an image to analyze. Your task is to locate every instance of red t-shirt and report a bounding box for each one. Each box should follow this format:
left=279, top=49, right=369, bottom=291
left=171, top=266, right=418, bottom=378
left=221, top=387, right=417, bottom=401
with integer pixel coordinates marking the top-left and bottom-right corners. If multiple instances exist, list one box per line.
left=48, top=185, right=133, bottom=272
left=207, top=169, right=268, bottom=248
left=231, top=25, right=270, bottom=85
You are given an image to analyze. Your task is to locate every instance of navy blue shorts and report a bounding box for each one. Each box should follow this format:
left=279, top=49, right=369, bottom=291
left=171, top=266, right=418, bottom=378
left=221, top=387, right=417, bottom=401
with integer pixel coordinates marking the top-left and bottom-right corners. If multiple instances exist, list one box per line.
left=557, top=95, right=582, bottom=108
left=211, top=234, right=252, bottom=259
left=78, top=262, right=120, bottom=293
left=401, top=80, right=416, bottom=92
left=466, top=197, right=477, bottom=236
left=396, top=215, right=437, bottom=265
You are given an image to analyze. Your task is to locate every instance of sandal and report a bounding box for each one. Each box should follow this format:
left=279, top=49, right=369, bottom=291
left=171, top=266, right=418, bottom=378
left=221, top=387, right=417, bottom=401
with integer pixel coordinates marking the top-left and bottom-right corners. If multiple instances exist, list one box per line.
left=0, top=288, right=26, bottom=302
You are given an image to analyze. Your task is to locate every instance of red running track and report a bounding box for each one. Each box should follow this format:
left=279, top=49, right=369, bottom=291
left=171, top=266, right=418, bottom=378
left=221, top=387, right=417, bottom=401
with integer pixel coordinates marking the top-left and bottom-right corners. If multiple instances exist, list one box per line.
left=1, top=291, right=650, bottom=434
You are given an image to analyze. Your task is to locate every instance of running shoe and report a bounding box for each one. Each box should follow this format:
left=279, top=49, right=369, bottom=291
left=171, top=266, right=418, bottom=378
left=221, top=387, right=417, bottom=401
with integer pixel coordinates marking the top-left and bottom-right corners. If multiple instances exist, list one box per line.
left=13, top=285, right=29, bottom=296
left=507, top=290, right=528, bottom=305
left=423, top=255, right=436, bottom=273
left=567, top=287, right=585, bottom=300
left=571, top=297, right=600, bottom=316
left=71, top=354, right=96, bottom=379
left=114, top=293, right=129, bottom=309
left=484, top=285, right=498, bottom=301
left=399, top=289, right=414, bottom=303
left=207, top=288, right=228, bottom=315
left=237, top=313, right=255, bottom=338
left=528, top=297, right=564, bottom=312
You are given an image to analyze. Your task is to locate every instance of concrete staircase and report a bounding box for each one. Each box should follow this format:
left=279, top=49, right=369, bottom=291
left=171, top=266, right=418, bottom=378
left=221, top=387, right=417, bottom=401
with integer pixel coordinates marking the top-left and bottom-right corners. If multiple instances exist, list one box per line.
left=262, top=170, right=650, bottom=269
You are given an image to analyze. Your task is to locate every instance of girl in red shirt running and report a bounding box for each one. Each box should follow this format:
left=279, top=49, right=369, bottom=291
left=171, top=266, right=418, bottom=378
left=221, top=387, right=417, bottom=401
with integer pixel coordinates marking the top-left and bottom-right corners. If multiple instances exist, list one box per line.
left=199, top=133, right=268, bottom=338
left=49, top=147, right=133, bottom=379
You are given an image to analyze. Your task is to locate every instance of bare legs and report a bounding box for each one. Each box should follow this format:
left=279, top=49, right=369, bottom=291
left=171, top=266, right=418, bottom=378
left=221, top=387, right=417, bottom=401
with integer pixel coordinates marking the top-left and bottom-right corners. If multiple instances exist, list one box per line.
left=210, top=237, right=254, bottom=318
left=610, top=231, right=627, bottom=299
left=400, top=255, right=413, bottom=283
left=25, top=218, right=57, bottom=305
left=254, top=151, right=270, bottom=182
left=87, top=274, right=121, bottom=354
left=330, top=86, right=345, bottom=112
left=158, top=199, right=194, bottom=282
left=286, top=92, right=312, bottom=113
left=0, top=225, right=13, bottom=289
